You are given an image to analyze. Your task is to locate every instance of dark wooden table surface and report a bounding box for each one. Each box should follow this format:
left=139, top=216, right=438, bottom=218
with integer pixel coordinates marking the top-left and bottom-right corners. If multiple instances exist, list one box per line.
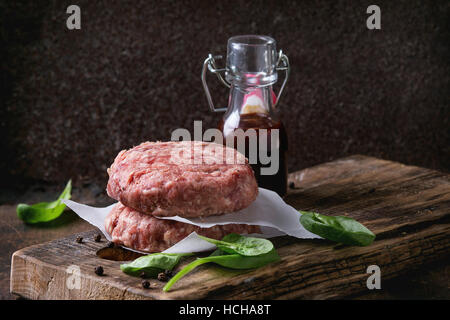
left=1, top=157, right=449, bottom=300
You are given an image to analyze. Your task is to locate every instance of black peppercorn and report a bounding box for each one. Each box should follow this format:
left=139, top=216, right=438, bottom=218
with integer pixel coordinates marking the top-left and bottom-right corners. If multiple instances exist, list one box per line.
left=76, top=236, right=83, bottom=243
left=107, top=241, right=115, bottom=248
left=157, top=272, right=168, bottom=281
left=289, top=182, right=295, bottom=189
left=141, top=280, right=150, bottom=289
left=140, top=271, right=146, bottom=279
left=94, top=266, right=104, bottom=276
left=94, top=234, right=102, bottom=242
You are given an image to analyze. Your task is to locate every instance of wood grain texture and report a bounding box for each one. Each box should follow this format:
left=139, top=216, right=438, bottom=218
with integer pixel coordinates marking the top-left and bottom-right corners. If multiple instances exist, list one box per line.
left=10, top=155, right=450, bottom=299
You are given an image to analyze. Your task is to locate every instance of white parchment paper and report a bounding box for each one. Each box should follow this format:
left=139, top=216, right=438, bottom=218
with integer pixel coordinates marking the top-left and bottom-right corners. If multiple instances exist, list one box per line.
left=63, top=188, right=320, bottom=254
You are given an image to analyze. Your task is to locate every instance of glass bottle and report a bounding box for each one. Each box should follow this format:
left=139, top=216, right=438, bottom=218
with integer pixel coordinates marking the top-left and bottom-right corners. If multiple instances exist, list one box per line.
left=202, top=35, right=290, bottom=197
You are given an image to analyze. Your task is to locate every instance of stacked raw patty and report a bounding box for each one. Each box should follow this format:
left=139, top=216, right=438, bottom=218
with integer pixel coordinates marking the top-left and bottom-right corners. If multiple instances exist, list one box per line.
left=105, top=141, right=260, bottom=252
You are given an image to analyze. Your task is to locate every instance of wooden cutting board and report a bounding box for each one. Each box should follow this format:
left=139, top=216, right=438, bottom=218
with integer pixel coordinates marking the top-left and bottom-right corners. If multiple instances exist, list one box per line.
left=10, top=155, right=450, bottom=299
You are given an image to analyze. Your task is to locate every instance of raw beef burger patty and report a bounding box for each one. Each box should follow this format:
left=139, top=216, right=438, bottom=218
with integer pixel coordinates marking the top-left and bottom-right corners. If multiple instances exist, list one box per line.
left=106, top=203, right=261, bottom=252
left=107, top=141, right=258, bottom=218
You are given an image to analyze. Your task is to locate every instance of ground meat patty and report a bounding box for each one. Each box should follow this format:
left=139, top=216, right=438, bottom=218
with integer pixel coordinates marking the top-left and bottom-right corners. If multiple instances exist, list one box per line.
left=105, top=203, right=261, bottom=252
left=107, top=141, right=258, bottom=218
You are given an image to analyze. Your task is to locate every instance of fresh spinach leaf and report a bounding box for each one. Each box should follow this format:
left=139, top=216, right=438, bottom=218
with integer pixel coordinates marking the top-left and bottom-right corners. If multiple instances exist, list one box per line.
left=198, top=233, right=273, bottom=256
left=120, top=253, right=192, bottom=278
left=163, top=248, right=280, bottom=292
left=207, top=248, right=280, bottom=269
left=16, top=180, right=72, bottom=224
left=299, top=211, right=375, bottom=246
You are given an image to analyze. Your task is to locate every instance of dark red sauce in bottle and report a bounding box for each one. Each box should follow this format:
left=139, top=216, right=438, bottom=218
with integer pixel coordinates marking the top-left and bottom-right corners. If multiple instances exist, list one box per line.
left=218, top=112, right=288, bottom=197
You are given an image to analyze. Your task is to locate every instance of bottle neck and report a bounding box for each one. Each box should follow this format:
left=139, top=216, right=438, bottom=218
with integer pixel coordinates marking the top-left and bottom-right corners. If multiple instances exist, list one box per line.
left=226, top=85, right=276, bottom=116
left=221, top=84, right=278, bottom=137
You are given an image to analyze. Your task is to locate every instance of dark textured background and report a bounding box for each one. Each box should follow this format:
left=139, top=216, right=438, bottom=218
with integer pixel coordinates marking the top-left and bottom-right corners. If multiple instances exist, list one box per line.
left=1, top=0, right=449, bottom=189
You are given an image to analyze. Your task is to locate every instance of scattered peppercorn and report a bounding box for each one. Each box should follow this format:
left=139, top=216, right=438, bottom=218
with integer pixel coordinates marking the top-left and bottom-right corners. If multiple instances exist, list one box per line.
left=368, top=188, right=376, bottom=194
left=289, top=182, right=296, bottom=189
left=94, top=266, right=104, bottom=276
left=164, top=269, right=172, bottom=277
left=107, top=241, right=115, bottom=248
left=76, top=236, right=83, bottom=243
left=158, top=272, right=168, bottom=281
left=94, top=234, right=102, bottom=242
left=141, top=280, right=151, bottom=289
left=140, top=271, right=147, bottom=279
